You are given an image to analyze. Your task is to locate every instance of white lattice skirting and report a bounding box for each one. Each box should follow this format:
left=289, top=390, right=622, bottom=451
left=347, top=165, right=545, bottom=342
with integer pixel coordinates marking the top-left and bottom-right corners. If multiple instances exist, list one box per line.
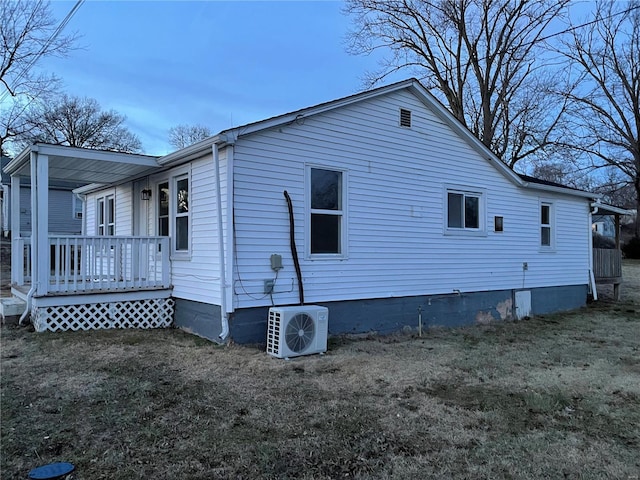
left=33, top=298, right=175, bottom=332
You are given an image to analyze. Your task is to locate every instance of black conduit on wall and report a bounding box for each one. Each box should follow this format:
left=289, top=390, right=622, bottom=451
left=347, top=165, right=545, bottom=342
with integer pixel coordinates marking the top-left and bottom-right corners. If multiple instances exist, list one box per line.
left=283, top=190, right=304, bottom=305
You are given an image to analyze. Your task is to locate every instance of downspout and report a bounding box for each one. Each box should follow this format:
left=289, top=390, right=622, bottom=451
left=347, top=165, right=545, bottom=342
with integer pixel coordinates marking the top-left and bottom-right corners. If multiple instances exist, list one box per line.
left=213, top=143, right=229, bottom=341
left=589, top=203, right=598, bottom=301
left=20, top=151, right=38, bottom=325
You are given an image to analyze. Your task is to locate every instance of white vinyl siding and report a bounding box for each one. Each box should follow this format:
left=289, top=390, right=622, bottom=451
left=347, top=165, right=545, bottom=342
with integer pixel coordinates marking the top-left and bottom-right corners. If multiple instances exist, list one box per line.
left=152, top=157, right=221, bottom=304
left=231, top=89, right=590, bottom=308
left=86, top=186, right=131, bottom=236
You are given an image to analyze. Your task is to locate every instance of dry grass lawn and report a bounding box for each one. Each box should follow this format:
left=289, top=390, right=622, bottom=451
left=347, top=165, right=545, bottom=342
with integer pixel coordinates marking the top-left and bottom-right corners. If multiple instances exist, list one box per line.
left=2, top=262, right=639, bottom=479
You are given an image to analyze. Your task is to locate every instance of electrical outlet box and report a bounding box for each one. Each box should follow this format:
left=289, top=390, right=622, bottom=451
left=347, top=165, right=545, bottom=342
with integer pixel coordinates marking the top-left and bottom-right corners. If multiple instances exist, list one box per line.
left=522, top=262, right=528, bottom=271
left=270, top=254, right=283, bottom=271
left=264, top=279, right=275, bottom=294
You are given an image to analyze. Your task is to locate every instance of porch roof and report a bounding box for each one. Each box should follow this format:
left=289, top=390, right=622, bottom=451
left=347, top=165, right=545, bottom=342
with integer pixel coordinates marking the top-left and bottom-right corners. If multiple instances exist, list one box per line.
left=591, top=202, right=633, bottom=216
left=3, top=144, right=161, bottom=184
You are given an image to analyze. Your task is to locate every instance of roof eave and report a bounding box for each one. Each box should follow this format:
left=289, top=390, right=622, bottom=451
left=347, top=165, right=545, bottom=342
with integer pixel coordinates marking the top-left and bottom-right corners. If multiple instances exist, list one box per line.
left=3, top=145, right=33, bottom=175
left=158, top=134, right=236, bottom=167
left=590, top=202, right=633, bottom=216
left=523, top=181, right=599, bottom=199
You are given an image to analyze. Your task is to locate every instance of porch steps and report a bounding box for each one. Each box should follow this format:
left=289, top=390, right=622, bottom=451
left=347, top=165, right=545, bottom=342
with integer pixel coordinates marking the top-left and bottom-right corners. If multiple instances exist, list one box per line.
left=0, top=297, right=26, bottom=325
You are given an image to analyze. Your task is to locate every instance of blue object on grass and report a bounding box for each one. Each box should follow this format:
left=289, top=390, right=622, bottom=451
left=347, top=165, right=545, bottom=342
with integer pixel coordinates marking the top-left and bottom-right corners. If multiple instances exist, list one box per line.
left=28, top=462, right=75, bottom=479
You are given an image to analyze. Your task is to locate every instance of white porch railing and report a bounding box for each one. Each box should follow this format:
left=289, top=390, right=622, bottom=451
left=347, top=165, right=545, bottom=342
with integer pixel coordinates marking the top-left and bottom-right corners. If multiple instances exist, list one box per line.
left=13, top=236, right=170, bottom=294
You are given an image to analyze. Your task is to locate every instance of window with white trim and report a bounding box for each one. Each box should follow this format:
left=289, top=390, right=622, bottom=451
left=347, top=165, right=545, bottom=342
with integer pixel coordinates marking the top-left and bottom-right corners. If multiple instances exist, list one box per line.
left=157, top=182, right=169, bottom=237
left=308, top=167, right=346, bottom=256
left=97, top=194, right=115, bottom=235
left=446, top=188, right=484, bottom=233
left=174, top=175, right=189, bottom=252
left=540, top=202, right=554, bottom=248
left=72, top=195, right=83, bottom=219
left=155, top=171, right=190, bottom=255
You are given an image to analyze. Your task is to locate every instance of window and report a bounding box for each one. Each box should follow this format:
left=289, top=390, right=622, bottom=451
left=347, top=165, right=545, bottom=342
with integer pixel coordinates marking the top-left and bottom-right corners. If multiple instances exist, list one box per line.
left=97, top=194, right=115, bottom=235
left=175, top=175, right=189, bottom=252
left=446, top=189, right=482, bottom=231
left=494, top=216, right=504, bottom=232
left=72, top=195, right=83, bottom=219
left=157, top=182, right=169, bottom=237
left=309, top=167, right=345, bottom=256
left=155, top=172, right=190, bottom=256
left=541, top=202, right=553, bottom=248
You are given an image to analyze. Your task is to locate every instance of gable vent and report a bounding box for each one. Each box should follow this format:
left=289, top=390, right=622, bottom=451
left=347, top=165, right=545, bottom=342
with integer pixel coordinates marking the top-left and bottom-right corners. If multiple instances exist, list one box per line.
left=400, top=108, right=412, bottom=127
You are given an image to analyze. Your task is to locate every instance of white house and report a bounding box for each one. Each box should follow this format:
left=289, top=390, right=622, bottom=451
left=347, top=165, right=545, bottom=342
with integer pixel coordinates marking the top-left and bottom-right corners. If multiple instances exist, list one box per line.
left=3, top=79, right=621, bottom=342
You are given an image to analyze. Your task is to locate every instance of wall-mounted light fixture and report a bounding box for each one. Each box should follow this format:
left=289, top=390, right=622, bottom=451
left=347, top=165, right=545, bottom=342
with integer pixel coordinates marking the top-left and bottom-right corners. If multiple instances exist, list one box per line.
left=141, top=188, right=152, bottom=201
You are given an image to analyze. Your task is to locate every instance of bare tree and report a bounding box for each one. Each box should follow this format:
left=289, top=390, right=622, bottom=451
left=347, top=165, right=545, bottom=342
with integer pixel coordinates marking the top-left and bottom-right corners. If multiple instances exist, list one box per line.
left=560, top=1, right=640, bottom=235
left=345, top=0, right=571, bottom=168
left=19, top=95, right=142, bottom=153
left=168, top=124, right=212, bottom=150
left=0, top=0, right=77, bottom=154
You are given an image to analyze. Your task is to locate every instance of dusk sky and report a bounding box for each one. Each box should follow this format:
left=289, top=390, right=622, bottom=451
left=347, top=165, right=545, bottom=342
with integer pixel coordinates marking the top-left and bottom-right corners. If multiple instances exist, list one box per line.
left=38, top=0, right=403, bottom=156
left=31, top=1, right=595, bottom=157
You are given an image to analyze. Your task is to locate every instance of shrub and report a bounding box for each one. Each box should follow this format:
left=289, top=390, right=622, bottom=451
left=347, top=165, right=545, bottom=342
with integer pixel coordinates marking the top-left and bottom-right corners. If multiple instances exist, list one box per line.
left=622, top=236, right=640, bottom=259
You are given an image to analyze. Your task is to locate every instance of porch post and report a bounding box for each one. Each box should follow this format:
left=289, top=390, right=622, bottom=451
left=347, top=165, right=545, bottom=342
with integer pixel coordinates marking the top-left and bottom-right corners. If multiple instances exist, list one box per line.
left=33, top=153, right=49, bottom=296
left=10, top=174, right=21, bottom=284
left=614, top=214, right=621, bottom=250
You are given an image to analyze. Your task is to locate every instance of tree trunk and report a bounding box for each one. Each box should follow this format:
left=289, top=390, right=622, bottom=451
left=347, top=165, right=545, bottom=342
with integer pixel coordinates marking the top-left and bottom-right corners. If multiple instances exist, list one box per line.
left=635, top=175, right=640, bottom=239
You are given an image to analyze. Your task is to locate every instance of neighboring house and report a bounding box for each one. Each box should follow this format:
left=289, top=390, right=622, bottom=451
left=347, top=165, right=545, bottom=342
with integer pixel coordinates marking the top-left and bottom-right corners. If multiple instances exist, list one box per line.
left=1, top=156, right=84, bottom=237
left=2, top=79, right=619, bottom=342
left=592, top=214, right=616, bottom=238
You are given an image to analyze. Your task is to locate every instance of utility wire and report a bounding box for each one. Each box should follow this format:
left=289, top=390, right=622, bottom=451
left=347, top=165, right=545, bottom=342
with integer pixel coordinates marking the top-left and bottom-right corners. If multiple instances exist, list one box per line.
left=537, top=3, right=640, bottom=44
left=0, top=0, right=84, bottom=104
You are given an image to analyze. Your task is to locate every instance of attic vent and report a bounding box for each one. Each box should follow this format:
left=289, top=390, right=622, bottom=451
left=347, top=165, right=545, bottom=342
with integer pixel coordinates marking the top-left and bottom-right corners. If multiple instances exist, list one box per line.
left=400, top=108, right=412, bottom=127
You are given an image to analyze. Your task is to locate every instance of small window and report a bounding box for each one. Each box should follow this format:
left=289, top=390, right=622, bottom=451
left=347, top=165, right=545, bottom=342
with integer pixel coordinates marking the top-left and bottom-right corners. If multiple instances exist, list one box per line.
left=541, top=203, right=553, bottom=248
left=447, top=191, right=480, bottom=230
left=73, top=195, right=83, bottom=219
left=309, top=167, right=346, bottom=256
left=494, top=216, right=504, bottom=232
left=400, top=108, right=412, bottom=128
left=157, top=182, right=169, bottom=237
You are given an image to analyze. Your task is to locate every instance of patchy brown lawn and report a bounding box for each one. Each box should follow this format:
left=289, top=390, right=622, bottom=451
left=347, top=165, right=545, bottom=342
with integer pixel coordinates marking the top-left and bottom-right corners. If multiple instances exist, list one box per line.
left=1, top=263, right=639, bottom=479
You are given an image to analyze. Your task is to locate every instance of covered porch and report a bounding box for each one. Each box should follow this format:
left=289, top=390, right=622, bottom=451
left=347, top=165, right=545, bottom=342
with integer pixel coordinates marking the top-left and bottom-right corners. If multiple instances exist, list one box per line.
left=591, top=202, right=631, bottom=300
left=3, top=144, right=173, bottom=331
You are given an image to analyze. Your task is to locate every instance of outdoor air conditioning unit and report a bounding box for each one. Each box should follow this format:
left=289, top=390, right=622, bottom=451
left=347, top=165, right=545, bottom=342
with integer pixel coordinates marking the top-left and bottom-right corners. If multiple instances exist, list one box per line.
left=266, top=305, right=329, bottom=359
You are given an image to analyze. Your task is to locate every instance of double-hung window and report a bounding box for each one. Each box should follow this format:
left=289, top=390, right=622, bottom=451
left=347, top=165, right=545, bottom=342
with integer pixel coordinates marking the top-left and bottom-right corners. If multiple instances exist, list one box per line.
left=445, top=187, right=485, bottom=234
left=174, top=175, right=189, bottom=252
left=540, top=202, right=554, bottom=249
left=97, top=194, right=115, bottom=236
left=308, top=166, right=346, bottom=256
left=155, top=170, right=190, bottom=256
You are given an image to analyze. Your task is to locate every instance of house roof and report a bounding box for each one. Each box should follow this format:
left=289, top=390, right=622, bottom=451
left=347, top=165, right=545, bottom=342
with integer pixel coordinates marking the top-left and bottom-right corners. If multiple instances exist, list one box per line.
left=3, top=80, right=601, bottom=202
left=158, top=78, right=598, bottom=200
left=3, top=144, right=162, bottom=185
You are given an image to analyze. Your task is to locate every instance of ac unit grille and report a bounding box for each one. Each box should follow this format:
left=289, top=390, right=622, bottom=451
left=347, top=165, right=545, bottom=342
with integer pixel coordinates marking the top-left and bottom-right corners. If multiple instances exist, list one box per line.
left=266, top=309, right=281, bottom=355
left=266, top=306, right=328, bottom=359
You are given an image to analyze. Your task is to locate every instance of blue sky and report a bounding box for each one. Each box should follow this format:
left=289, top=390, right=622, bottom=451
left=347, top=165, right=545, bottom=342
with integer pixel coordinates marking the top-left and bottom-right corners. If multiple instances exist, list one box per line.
left=39, top=0, right=399, bottom=155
